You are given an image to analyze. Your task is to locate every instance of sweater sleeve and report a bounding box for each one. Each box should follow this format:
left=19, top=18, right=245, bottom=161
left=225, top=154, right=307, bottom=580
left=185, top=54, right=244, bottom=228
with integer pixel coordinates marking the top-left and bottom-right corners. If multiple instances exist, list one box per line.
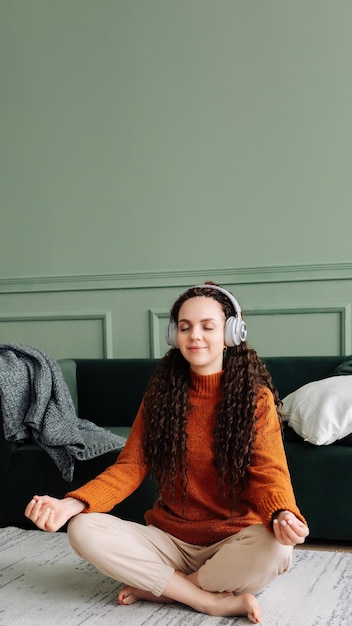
left=65, top=403, right=150, bottom=513
left=246, top=387, right=307, bottom=531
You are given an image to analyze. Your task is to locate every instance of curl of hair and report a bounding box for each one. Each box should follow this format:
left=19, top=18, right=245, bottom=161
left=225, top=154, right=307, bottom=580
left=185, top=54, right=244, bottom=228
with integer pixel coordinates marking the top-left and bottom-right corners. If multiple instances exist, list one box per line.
left=142, top=284, right=283, bottom=505
left=215, top=342, right=283, bottom=503
left=142, top=349, right=190, bottom=502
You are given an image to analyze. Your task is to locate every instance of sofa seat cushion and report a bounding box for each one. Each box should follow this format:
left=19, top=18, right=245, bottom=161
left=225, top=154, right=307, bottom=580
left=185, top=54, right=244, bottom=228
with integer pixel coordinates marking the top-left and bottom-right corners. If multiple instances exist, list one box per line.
left=285, top=440, right=352, bottom=540
left=282, top=376, right=352, bottom=445
left=105, top=426, right=131, bottom=439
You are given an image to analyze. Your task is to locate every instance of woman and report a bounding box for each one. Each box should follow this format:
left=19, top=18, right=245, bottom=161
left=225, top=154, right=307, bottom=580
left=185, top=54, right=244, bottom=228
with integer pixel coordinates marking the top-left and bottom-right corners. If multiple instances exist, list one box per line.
left=25, top=283, right=309, bottom=624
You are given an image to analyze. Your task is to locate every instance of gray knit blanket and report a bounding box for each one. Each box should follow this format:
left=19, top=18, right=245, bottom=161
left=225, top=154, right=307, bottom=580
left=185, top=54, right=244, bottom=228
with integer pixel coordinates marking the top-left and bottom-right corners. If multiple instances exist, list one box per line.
left=0, top=344, right=126, bottom=482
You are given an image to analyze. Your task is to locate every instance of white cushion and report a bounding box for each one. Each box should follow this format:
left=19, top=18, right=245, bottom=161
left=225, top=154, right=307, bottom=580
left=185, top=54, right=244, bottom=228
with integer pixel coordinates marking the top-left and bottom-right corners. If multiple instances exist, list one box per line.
left=282, top=376, right=352, bottom=445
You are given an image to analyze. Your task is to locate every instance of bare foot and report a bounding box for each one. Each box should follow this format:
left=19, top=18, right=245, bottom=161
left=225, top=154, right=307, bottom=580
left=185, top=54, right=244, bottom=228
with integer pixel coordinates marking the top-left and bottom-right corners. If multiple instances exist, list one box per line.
left=118, top=585, right=175, bottom=606
left=117, top=574, right=261, bottom=624
left=118, top=571, right=187, bottom=606
left=209, top=592, right=261, bottom=623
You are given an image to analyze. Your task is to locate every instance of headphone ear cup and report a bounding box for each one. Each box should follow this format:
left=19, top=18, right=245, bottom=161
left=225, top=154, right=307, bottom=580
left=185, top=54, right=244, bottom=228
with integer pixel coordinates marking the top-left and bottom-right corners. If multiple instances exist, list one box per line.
left=166, top=285, right=247, bottom=350
left=165, top=321, right=179, bottom=348
left=224, top=317, right=247, bottom=346
left=224, top=317, right=237, bottom=347
left=239, top=319, right=247, bottom=343
left=167, top=316, right=247, bottom=348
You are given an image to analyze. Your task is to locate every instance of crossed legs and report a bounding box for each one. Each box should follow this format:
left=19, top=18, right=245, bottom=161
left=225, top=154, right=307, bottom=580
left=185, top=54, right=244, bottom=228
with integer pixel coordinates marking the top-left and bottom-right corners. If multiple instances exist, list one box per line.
left=119, top=571, right=261, bottom=622
left=68, top=514, right=292, bottom=624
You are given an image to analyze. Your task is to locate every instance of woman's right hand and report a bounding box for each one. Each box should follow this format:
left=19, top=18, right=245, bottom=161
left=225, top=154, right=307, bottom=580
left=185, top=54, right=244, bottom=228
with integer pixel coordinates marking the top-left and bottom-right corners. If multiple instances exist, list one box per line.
left=24, top=495, right=86, bottom=532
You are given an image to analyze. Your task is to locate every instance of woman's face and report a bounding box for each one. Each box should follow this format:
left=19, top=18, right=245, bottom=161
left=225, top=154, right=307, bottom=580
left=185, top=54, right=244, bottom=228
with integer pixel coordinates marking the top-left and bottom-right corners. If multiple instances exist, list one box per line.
left=177, top=296, right=226, bottom=375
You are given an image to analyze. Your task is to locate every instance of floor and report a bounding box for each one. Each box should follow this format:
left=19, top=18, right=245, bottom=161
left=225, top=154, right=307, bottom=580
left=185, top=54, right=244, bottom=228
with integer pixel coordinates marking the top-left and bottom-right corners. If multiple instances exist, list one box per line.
left=299, top=539, right=352, bottom=553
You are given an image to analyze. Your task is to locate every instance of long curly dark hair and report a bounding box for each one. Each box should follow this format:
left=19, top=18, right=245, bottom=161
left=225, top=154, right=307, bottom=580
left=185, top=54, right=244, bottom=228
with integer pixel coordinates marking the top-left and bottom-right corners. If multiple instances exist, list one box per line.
left=142, top=283, right=282, bottom=504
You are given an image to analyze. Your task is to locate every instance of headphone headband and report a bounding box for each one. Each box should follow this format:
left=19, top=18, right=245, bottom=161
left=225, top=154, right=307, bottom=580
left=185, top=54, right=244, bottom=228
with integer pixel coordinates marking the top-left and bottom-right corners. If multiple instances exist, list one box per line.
left=192, top=284, right=242, bottom=317
left=165, top=284, right=247, bottom=348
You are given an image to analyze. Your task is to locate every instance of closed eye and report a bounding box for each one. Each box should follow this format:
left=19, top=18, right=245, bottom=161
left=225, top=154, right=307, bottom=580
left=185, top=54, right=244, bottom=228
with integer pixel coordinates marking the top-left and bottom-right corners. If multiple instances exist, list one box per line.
left=178, top=324, right=215, bottom=332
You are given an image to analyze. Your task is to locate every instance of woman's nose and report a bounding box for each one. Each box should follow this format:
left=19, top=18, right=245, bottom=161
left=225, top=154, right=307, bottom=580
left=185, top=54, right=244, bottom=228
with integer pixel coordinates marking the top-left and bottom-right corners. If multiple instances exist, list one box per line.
left=190, top=326, right=202, bottom=340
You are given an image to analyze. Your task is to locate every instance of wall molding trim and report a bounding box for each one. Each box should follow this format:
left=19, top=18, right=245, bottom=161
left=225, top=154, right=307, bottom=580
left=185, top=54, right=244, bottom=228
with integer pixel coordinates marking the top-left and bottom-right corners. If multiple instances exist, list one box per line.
left=149, top=304, right=352, bottom=358
left=0, top=311, right=114, bottom=358
left=149, top=309, right=170, bottom=358
left=1, top=262, right=352, bottom=294
left=245, top=304, right=352, bottom=356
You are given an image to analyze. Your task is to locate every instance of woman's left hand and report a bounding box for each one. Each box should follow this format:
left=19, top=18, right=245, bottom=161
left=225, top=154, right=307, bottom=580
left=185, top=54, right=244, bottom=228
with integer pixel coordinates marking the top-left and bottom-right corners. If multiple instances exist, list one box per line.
left=273, top=511, right=309, bottom=546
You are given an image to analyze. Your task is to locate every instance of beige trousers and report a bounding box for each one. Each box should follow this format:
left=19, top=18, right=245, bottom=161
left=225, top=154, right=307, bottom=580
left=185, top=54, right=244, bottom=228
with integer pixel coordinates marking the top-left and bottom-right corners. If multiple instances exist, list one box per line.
left=68, top=513, right=292, bottom=597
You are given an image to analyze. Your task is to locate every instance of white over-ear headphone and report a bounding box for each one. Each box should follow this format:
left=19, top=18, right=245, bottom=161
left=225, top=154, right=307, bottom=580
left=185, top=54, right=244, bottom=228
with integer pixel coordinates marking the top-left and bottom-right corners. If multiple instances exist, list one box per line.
left=165, top=284, right=247, bottom=348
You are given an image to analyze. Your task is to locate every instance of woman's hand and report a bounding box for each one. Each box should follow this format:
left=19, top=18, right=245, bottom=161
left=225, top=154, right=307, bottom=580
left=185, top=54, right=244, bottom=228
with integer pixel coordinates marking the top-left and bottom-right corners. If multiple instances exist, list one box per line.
left=24, top=495, right=86, bottom=532
left=273, top=510, right=309, bottom=546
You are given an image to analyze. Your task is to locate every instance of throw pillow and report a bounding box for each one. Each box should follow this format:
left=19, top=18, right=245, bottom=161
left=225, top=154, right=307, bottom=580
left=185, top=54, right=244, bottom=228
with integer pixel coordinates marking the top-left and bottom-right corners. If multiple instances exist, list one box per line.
left=282, top=376, right=352, bottom=445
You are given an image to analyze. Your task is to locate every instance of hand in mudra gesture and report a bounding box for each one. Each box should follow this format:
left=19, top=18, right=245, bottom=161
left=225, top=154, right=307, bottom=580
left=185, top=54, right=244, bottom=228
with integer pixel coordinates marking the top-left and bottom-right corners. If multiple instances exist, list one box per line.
left=24, top=495, right=85, bottom=532
left=273, top=510, right=309, bottom=546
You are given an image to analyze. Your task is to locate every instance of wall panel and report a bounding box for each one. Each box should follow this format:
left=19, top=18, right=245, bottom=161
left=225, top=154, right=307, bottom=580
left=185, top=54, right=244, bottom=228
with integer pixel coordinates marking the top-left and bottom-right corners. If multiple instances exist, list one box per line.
left=0, top=263, right=351, bottom=360
left=0, top=312, right=113, bottom=359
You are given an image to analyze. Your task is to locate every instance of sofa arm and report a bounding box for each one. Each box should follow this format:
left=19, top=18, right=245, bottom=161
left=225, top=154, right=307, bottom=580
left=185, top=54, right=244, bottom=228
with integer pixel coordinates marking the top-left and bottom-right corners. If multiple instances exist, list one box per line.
left=58, top=358, right=79, bottom=414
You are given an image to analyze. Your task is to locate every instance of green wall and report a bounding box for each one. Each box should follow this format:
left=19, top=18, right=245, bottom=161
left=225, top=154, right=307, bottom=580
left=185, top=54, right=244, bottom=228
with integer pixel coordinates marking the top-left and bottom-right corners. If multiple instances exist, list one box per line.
left=1, top=1, right=352, bottom=359
left=2, top=0, right=352, bottom=280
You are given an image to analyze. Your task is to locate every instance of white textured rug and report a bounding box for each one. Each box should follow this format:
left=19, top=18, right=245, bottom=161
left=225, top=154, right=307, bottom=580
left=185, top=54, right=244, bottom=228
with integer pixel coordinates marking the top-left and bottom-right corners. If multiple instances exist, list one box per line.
left=0, top=526, right=351, bottom=626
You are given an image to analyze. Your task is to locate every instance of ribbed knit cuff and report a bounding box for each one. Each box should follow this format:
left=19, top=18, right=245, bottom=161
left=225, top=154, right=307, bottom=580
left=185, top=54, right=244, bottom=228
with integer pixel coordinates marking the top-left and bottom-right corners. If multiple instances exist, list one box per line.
left=258, top=494, right=307, bottom=530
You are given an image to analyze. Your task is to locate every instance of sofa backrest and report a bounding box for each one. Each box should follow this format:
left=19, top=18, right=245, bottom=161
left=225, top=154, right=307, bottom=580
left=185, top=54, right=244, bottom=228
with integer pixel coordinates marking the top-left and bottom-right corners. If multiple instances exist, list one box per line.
left=74, top=358, right=159, bottom=426
left=58, top=356, right=348, bottom=427
left=58, top=358, right=79, bottom=413
left=262, top=356, right=344, bottom=398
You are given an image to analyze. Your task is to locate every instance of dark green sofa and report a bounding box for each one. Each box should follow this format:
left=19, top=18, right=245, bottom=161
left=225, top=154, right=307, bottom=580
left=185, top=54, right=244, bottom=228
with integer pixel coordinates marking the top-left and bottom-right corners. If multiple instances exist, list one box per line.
left=1, top=356, right=351, bottom=542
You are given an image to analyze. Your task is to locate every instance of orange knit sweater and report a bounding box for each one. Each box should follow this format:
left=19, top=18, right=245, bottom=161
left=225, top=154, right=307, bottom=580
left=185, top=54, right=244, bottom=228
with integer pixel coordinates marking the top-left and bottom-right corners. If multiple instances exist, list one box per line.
left=67, top=370, right=305, bottom=546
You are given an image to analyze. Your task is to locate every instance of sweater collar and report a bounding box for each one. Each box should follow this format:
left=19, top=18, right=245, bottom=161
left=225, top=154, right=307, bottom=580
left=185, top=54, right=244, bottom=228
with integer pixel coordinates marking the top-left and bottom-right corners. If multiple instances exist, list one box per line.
left=189, top=369, right=223, bottom=397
